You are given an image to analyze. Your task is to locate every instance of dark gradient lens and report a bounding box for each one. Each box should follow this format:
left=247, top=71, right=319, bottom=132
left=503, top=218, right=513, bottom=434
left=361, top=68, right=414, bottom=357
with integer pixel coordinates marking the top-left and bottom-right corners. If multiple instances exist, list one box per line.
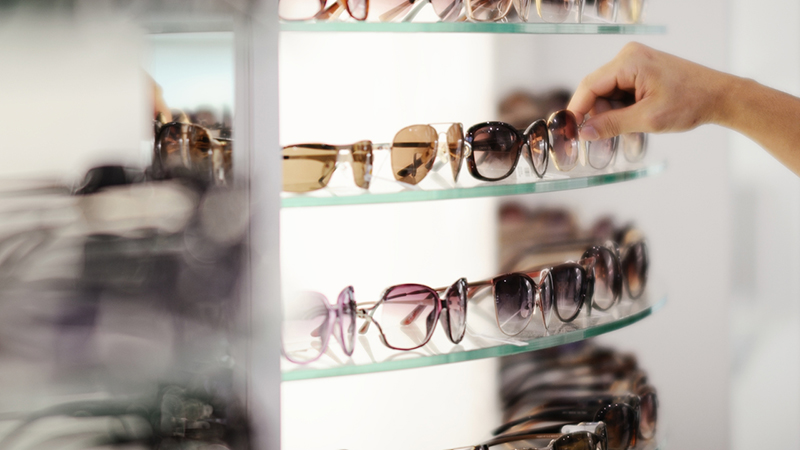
left=447, top=123, right=465, bottom=181
left=431, top=0, right=464, bottom=20
left=622, top=241, right=648, bottom=298
left=467, top=0, right=513, bottom=21
left=279, top=0, right=325, bottom=20
left=346, top=0, right=368, bottom=19
left=281, top=291, right=332, bottom=364
left=536, top=0, right=575, bottom=23
left=444, top=278, right=468, bottom=343
left=639, top=390, right=658, bottom=440
left=547, top=110, right=580, bottom=171
left=538, top=271, right=553, bottom=329
left=621, top=132, right=647, bottom=162
left=350, top=140, right=373, bottom=189
left=525, top=119, right=549, bottom=177
left=391, top=125, right=437, bottom=185
left=586, top=136, right=618, bottom=169
left=468, top=122, right=522, bottom=181
left=582, top=246, right=622, bottom=310
left=282, top=144, right=338, bottom=192
left=493, top=274, right=535, bottom=336
left=338, top=287, right=357, bottom=355
left=369, top=0, right=414, bottom=21
left=551, top=263, right=585, bottom=322
left=596, top=404, right=635, bottom=450
left=379, top=284, right=439, bottom=350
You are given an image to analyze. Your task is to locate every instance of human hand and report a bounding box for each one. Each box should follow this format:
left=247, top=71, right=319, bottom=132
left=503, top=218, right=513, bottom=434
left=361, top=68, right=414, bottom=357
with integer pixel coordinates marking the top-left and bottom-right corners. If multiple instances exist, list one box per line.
left=568, top=42, right=731, bottom=141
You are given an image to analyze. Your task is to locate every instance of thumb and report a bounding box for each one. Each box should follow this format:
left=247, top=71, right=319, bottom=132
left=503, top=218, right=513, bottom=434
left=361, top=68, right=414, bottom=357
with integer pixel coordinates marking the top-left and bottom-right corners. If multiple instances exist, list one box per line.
left=579, top=102, right=650, bottom=141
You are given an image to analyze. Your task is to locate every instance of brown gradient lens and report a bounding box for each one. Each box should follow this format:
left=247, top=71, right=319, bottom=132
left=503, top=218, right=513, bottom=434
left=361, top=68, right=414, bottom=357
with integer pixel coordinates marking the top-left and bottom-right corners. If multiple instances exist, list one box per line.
left=597, top=404, right=635, bottom=450
left=621, top=132, right=647, bottom=162
left=279, top=0, right=325, bottom=20
left=548, top=110, right=580, bottom=171
left=467, top=0, right=513, bottom=21
left=446, top=123, right=465, bottom=181
left=551, top=263, right=585, bottom=322
left=369, top=0, right=414, bottom=21
left=596, top=0, right=616, bottom=20
left=586, top=136, right=618, bottom=169
left=350, top=140, right=373, bottom=189
left=536, top=0, right=575, bottom=23
left=622, top=241, right=648, bottom=298
left=582, top=246, right=622, bottom=310
left=347, top=0, right=369, bottom=20
left=525, top=119, right=549, bottom=177
left=431, top=0, right=464, bottom=20
left=282, top=145, right=338, bottom=193
left=468, top=122, right=522, bottom=181
left=550, top=433, right=598, bottom=450
left=391, top=125, right=437, bottom=185
left=444, top=278, right=468, bottom=343
left=493, top=273, right=535, bottom=336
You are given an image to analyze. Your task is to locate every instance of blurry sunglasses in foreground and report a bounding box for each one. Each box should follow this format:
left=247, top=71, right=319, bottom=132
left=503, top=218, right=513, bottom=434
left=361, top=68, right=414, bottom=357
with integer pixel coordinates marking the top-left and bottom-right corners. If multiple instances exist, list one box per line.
left=153, top=120, right=232, bottom=186
left=281, top=287, right=357, bottom=364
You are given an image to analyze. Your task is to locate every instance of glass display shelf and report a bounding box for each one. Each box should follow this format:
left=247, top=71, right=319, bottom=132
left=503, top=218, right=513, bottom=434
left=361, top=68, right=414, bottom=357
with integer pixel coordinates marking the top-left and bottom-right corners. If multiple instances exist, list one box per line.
left=282, top=161, right=665, bottom=208
left=280, top=21, right=666, bottom=35
left=282, top=288, right=666, bottom=381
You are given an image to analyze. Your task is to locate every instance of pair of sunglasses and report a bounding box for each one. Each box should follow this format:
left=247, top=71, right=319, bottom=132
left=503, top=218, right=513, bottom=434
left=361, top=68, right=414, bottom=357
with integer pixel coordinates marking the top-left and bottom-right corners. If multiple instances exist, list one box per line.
left=465, top=0, right=643, bottom=23
left=357, top=278, right=467, bottom=351
left=153, top=120, right=233, bottom=185
left=281, top=286, right=357, bottom=364
left=282, top=141, right=374, bottom=193
left=279, top=0, right=463, bottom=22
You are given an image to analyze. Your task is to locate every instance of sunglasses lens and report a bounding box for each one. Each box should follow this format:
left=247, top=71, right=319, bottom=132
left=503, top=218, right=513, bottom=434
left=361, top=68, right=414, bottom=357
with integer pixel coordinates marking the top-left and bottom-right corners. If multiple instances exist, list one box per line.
left=468, top=0, right=512, bottom=21
left=597, top=404, right=635, bottom=450
left=447, top=123, right=465, bottom=181
left=391, top=125, right=437, bottom=185
left=337, top=287, right=357, bottom=355
left=548, top=110, right=580, bottom=171
left=369, top=0, right=414, bottom=21
left=380, top=284, right=439, bottom=350
left=350, top=141, right=373, bottom=189
left=279, top=0, right=324, bottom=20
left=621, top=132, right=647, bottom=162
left=639, top=391, right=658, bottom=440
left=552, top=264, right=585, bottom=322
left=282, top=145, right=338, bottom=192
left=586, top=136, right=618, bottom=169
left=622, top=241, right=648, bottom=298
left=431, top=0, right=463, bottom=20
left=539, top=272, right=553, bottom=328
left=619, top=0, right=644, bottom=23
left=493, top=274, right=535, bottom=336
left=537, top=0, right=575, bottom=22
left=444, top=279, right=468, bottom=342
left=583, top=247, right=622, bottom=310
left=469, top=123, right=522, bottom=180
left=596, top=0, right=616, bottom=20
left=552, top=432, right=598, bottom=450
left=282, top=291, right=331, bottom=364
left=526, top=119, right=549, bottom=177
left=347, top=0, right=368, bottom=19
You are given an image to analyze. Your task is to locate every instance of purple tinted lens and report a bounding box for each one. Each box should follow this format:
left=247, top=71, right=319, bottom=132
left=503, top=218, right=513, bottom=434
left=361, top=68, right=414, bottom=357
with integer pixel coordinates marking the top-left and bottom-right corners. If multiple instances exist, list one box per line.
left=547, top=110, right=580, bottom=171
left=493, top=274, right=535, bottom=336
left=431, top=0, right=463, bottom=20
left=380, top=284, right=439, bottom=350
left=469, top=123, right=522, bottom=180
left=551, top=264, right=585, bottom=322
left=640, top=391, right=658, bottom=440
left=623, top=241, right=649, bottom=298
left=443, top=279, right=468, bottom=343
left=583, top=247, right=622, bottom=310
left=337, top=287, right=357, bottom=355
left=597, top=404, right=635, bottom=450
left=281, top=292, right=332, bottom=364
left=587, top=136, right=618, bottom=169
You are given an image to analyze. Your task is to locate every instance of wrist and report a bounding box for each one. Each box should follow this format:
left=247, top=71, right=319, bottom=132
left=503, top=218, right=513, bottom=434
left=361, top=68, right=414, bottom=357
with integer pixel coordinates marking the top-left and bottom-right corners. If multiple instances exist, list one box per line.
left=712, top=74, right=756, bottom=130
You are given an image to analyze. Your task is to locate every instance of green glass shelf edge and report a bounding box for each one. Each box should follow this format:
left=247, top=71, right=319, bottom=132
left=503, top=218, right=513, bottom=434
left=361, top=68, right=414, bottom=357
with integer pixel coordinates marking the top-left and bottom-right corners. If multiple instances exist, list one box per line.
left=282, top=162, right=665, bottom=208
left=282, top=295, right=666, bottom=382
left=279, top=21, right=666, bottom=35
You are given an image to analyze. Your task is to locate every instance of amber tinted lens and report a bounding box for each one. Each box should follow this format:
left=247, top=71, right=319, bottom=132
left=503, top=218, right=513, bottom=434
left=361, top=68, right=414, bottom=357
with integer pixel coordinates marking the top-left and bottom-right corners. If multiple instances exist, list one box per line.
left=586, top=136, right=618, bottom=169
left=621, top=132, right=646, bottom=162
left=369, top=0, right=414, bottom=21
left=350, top=141, right=373, bottom=189
left=391, top=125, right=437, bottom=185
left=468, top=122, right=522, bottom=180
left=548, top=110, right=580, bottom=171
left=583, top=247, right=622, bottom=310
left=536, top=0, right=575, bottom=22
left=493, top=274, right=535, bottom=336
left=596, top=404, right=635, bottom=450
left=447, top=123, right=465, bottom=181
left=551, top=263, right=585, bottom=322
left=347, top=0, right=368, bottom=19
left=467, top=0, right=513, bottom=21
left=526, top=119, right=549, bottom=177
left=432, top=0, right=464, bottom=20
left=622, top=241, right=648, bottom=298
left=619, top=0, right=643, bottom=23
left=279, top=0, right=325, bottom=20
left=282, top=145, right=338, bottom=192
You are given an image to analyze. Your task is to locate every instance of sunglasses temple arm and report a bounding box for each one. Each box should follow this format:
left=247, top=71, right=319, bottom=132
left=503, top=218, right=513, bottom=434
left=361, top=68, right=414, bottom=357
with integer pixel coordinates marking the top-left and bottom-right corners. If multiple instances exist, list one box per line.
left=402, top=0, right=428, bottom=22
left=380, top=0, right=414, bottom=21
left=492, top=408, right=593, bottom=436
left=315, top=0, right=345, bottom=20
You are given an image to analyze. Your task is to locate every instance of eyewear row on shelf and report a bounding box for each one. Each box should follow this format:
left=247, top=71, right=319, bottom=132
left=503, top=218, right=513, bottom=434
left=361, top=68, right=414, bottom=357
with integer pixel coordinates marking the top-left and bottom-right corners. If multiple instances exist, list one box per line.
left=281, top=218, right=649, bottom=365
left=282, top=110, right=648, bottom=194
left=447, top=342, right=658, bottom=450
left=279, top=0, right=647, bottom=24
